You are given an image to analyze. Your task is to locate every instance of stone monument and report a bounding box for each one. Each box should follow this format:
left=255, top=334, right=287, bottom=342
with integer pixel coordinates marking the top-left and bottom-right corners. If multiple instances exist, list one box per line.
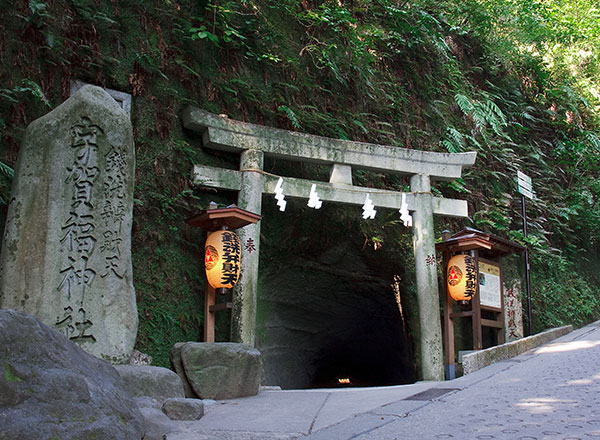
left=0, top=85, right=137, bottom=363
left=504, top=280, right=524, bottom=342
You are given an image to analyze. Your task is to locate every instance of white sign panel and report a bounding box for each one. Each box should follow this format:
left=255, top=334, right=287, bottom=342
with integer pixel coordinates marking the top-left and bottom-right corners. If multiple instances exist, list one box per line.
left=517, top=170, right=535, bottom=199
left=479, top=262, right=502, bottom=309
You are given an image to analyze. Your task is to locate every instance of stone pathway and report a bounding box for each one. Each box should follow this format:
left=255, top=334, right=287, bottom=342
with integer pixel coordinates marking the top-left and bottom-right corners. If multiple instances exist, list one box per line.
left=167, top=320, right=600, bottom=439
left=308, top=320, right=600, bottom=440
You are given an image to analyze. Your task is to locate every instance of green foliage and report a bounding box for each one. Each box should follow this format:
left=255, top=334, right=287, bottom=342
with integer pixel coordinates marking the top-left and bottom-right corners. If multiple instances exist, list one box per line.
left=531, top=256, right=600, bottom=331
left=0, top=79, right=51, bottom=108
left=0, top=0, right=599, bottom=364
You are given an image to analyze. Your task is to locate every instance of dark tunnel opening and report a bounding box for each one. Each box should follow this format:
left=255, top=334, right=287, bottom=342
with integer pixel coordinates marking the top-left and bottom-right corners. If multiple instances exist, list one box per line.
left=257, top=196, right=418, bottom=390
left=310, top=307, right=415, bottom=388
left=257, top=247, right=416, bottom=389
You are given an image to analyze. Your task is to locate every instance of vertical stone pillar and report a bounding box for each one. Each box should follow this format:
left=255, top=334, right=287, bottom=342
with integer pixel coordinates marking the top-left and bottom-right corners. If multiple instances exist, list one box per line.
left=410, top=174, right=444, bottom=381
left=0, top=85, right=137, bottom=363
left=232, top=149, right=264, bottom=345
left=504, top=280, right=524, bottom=342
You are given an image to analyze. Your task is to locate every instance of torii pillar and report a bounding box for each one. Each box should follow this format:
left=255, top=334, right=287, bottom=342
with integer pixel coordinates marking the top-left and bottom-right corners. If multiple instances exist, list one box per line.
left=411, top=174, right=444, bottom=380
left=233, top=149, right=264, bottom=345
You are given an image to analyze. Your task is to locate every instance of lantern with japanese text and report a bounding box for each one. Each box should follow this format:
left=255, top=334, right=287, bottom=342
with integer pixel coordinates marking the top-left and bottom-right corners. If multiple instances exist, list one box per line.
left=447, top=254, right=477, bottom=301
left=205, top=229, right=241, bottom=291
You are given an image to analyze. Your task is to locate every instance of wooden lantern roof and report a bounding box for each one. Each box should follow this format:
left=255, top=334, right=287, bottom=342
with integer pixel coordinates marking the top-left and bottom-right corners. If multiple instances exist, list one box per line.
left=186, top=204, right=262, bottom=231
left=435, top=227, right=524, bottom=258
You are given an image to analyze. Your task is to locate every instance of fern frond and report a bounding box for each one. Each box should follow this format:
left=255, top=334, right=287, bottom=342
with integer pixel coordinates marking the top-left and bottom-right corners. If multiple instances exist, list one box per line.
left=352, top=120, right=368, bottom=134
left=584, top=132, right=600, bottom=151
left=0, top=161, right=13, bottom=178
left=277, top=105, right=301, bottom=129
left=454, top=93, right=474, bottom=115
left=483, top=99, right=507, bottom=126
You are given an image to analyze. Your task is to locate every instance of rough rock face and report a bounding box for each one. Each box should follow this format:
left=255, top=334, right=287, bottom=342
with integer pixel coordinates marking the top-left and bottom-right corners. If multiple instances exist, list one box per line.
left=161, top=398, right=205, bottom=421
left=180, top=342, right=263, bottom=400
left=170, top=342, right=196, bottom=398
left=0, top=309, right=145, bottom=440
left=0, top=85, right=137, bottom=364
left=114, top=365, right=185, bottom=401
left=256, top=215, right=417, bottom=390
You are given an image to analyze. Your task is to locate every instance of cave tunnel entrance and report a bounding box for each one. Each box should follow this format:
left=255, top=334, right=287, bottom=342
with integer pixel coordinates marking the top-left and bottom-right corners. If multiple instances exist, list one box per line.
left=256, top=198, right=417, bottom=390
left=186, top=107, right=474, bottom=384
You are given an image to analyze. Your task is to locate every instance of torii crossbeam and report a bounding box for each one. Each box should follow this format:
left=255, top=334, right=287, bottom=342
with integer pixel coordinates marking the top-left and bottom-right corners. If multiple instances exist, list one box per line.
left=182, top=106, right=477, bottom=381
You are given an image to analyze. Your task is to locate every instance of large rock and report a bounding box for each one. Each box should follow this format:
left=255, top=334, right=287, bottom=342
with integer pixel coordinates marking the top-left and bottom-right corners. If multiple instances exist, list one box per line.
left=170, top=342, right=197, bottom=398
left=114, top=365, right=185, bottom=401
left=0, top=85, right=137, bottom=363
left=0, top=309, right=144, bottom=439
left=180, top=342, right=263, bottom=400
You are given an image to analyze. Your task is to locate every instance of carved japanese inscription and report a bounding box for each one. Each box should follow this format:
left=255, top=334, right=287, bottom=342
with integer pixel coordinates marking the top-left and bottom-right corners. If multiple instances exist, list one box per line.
left=0, top=85, right=137, bottom=363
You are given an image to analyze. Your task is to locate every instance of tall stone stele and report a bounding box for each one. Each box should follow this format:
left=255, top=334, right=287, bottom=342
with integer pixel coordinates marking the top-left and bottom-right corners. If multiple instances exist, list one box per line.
left=0, top=85, right=137, bottom=363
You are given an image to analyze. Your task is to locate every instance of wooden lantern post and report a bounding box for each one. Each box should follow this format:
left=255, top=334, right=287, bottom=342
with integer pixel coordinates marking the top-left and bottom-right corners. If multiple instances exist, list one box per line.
left=186, top=203, right=261, bottom=342
left=436, top=228, right=524, bottom=379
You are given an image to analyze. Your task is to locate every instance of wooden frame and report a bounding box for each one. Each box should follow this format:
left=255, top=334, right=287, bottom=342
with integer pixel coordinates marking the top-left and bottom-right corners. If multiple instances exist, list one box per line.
left=438, top=229, right=523, bottom=379
left=187, top=204, right=260, bottom=342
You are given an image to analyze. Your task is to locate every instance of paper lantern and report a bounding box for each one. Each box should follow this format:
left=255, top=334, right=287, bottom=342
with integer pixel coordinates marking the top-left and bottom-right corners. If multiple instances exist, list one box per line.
left=447, top=254, right=477, bottom=301
left=205, top=229, right=241, bottom=290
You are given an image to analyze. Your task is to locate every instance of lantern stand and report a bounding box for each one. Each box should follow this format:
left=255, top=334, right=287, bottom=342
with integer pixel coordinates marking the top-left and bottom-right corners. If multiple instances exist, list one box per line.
left=436, top=228, right=524, bottom=380
left=186, top=202, right=262, bottom=343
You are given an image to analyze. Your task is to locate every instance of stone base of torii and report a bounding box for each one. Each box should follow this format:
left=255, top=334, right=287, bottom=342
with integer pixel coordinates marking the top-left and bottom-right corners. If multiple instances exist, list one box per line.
left=182, top=107, right=476, bottom=381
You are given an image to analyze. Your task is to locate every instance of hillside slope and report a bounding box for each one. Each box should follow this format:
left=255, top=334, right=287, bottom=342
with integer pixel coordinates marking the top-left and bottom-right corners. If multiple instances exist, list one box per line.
left=0, top=0, right=599, bottom=369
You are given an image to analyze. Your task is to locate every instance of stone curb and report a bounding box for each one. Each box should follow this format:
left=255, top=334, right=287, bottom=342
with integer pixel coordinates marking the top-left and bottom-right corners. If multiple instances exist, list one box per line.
left=461, top=324, right=573, bottom=375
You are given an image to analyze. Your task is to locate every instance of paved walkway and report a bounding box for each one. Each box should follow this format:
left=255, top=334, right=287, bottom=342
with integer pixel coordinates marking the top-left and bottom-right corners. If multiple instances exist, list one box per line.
left=168, top=320, right=600, bottom=440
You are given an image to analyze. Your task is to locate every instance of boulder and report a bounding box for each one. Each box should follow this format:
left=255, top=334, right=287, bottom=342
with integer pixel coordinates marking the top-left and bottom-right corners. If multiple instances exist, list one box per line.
left=0, top=309, right=144, bottom=440
left=114, top=365, right=185, bottom=401
left=170, top=342, right=197, bottom=398
left=161, top=397, right=204, bottom=420
left=180, top=342, right=263, bottom=400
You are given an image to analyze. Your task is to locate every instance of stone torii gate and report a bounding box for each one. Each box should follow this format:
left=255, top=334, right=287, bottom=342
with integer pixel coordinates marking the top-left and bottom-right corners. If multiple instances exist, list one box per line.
left=182, top=107, right=477, bottom=381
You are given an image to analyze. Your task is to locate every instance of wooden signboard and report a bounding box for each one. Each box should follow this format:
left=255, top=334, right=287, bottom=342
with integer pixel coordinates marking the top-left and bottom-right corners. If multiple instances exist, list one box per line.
left=478, top=261, right=502, bottom=309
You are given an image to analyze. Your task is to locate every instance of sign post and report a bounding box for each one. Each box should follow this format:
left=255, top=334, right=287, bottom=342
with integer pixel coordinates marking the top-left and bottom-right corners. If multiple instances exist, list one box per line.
left=517, top=171, right=534, bottom=336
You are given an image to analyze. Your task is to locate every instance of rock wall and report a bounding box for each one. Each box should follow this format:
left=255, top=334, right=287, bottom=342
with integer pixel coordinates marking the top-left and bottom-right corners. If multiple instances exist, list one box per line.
left=256, top=210, right=416, bottom=389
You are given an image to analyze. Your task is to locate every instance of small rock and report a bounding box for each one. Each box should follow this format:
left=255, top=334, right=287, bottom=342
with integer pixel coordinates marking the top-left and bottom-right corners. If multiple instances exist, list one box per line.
left=129, top=349, right=153, bottom=365
left=135, top=396, right=161, bottom=409
left=139, top=407, right=181, bottom=440
left=161, top=397, right=204, bottom=420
